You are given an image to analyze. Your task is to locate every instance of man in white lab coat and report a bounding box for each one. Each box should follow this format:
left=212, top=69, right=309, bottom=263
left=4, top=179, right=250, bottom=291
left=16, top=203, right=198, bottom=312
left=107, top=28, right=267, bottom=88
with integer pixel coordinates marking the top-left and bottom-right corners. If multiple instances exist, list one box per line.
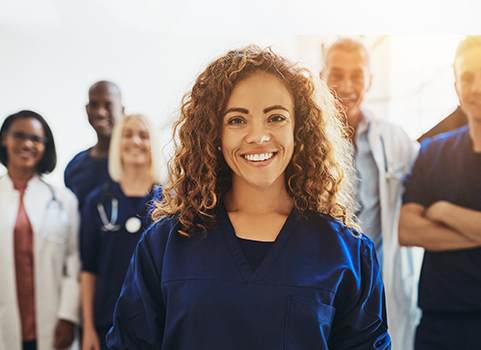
left=321, top=37, right=423, bottom=350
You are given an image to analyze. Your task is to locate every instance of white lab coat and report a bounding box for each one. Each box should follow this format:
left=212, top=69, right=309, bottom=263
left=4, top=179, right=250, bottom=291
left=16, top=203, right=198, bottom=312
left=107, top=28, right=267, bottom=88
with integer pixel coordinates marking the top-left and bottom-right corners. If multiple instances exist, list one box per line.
left=0, top=175, right=80, bottom=350
left=366, top=112, right=424, bottom=350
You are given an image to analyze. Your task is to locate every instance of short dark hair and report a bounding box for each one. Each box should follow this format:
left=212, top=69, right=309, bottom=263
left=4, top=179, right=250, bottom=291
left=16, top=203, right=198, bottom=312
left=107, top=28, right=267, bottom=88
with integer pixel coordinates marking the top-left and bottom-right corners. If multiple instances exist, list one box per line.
left=89, top=80, right=122, bottom=100
left=0, top=110, right=57, bottom=174
left=454, top=35, right=481, bottom=64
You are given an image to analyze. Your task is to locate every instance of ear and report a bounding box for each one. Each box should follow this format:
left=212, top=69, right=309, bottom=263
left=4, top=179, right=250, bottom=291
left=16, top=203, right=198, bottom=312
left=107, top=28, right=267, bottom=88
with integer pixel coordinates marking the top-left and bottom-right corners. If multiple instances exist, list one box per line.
left=454, top=79, right=460, bottom=100
left=366, top=72, right=373, bottom=92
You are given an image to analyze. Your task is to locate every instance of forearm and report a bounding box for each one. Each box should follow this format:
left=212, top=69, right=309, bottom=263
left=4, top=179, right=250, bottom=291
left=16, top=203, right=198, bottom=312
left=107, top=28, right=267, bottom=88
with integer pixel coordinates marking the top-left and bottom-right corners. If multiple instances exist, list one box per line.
left=80, top=271, right=98, bottom=330
left=399, top=203, right=480, bottom=251
left=426, top=201, right=481, bottom=244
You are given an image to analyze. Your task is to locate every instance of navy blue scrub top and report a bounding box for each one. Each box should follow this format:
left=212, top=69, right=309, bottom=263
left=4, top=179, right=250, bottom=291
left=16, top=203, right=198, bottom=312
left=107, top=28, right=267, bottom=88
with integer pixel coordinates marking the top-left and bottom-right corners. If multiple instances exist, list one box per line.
left=107, top=207, right=391, bottom=349
left=403, top=126, right=481, bottom=312
left=81, top=181, right=161, bottom=329
left=64, top=149, right=111, bottom=209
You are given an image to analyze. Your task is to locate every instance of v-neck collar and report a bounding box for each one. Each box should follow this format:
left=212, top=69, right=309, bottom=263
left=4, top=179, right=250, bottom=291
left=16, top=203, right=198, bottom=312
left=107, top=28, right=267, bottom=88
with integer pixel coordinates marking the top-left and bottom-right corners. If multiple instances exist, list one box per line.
left=219, top=206, right=297, bottom=284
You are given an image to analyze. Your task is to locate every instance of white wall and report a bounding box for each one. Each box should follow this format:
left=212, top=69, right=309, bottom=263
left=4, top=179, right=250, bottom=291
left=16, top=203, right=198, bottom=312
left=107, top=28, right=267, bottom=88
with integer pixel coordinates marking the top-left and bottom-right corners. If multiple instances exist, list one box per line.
left=0, top=9, right=301, bottom=186
left=1, top=0, right=479, bottom=186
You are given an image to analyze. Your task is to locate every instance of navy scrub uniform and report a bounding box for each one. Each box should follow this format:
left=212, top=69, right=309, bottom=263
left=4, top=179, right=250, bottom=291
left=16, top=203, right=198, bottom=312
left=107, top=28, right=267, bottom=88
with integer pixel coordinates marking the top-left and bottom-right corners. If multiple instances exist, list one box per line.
left=107, top=207, right=391, bottom=350
left=403, top=126, right=481, bottom=349
left=80, top=181, right=161, bottom=350
left=64, top=149, right=111, bottom=209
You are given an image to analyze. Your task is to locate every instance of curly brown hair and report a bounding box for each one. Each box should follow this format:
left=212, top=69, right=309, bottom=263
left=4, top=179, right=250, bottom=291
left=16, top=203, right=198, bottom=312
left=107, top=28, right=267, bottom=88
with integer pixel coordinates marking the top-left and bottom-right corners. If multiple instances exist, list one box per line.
left=153, top=45, right=356, bottom=236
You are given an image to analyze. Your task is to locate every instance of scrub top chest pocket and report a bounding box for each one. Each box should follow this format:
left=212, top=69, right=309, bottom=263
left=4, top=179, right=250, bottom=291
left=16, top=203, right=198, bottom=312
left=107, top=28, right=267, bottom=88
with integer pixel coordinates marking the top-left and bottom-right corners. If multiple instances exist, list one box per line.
left=284, top=295, right=336, bottom=349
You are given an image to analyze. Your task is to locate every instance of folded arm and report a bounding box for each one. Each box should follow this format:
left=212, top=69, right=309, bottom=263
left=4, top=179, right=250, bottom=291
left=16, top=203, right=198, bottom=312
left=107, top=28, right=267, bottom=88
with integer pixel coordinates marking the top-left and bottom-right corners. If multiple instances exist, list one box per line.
left=399, top=202, right=481, bottom=251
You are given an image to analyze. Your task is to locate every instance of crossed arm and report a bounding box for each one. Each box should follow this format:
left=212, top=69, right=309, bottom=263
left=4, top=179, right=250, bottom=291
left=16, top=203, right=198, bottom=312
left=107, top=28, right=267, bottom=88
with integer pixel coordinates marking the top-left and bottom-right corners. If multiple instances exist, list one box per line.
left=399, top=201, right=481, bottom=251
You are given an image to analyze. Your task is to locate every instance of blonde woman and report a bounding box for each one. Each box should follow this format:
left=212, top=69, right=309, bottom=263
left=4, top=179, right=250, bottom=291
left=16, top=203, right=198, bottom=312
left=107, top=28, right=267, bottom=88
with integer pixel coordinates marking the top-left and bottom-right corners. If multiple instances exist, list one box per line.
left=79, top=114, right=162, bottom=350
left=108, top=47, right=390, bottom=349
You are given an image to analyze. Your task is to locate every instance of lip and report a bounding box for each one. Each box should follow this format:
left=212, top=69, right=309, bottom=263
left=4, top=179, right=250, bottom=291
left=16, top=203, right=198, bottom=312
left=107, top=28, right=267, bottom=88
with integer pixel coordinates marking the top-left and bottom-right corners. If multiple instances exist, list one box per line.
left=240, top=151, right=277, bottom=166
left=92, top=118, right=110, bottom=126
left=13, top=149, right=38, bottom=163
left=124, top=147, right=147, bottom=155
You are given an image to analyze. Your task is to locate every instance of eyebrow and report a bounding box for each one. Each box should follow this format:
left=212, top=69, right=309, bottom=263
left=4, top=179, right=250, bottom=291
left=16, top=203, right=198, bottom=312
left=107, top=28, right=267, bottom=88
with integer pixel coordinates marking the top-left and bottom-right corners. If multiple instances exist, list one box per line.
left=224, top=107, right=249, bottom=115
left=224, top=105, right=289, bottom=116
left=263, top=105, right=289, bottom=113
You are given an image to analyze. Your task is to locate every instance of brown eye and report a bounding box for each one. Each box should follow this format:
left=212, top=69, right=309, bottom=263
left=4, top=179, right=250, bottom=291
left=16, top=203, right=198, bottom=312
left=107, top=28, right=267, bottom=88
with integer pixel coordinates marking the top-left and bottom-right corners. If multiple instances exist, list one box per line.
left=269, top=115, right=286, bottom=123
left=228, top=117, right=245, bottom=125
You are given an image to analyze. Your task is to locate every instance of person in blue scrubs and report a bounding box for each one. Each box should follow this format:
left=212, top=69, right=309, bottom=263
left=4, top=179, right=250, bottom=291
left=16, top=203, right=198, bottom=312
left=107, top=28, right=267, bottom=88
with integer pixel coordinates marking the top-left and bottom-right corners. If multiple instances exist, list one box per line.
left=64, top=81, right=124, bottom=209
left=107, top=46, right=391, bottom=350
left=80, top=114, right=163, bottom=350
left=399, top=36, right=481, bottom=349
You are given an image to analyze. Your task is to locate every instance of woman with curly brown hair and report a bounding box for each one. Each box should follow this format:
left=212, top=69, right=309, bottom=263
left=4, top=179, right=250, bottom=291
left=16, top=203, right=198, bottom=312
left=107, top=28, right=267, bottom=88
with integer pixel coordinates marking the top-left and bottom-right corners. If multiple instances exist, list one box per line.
left=107, top=45, right=390, bottom=350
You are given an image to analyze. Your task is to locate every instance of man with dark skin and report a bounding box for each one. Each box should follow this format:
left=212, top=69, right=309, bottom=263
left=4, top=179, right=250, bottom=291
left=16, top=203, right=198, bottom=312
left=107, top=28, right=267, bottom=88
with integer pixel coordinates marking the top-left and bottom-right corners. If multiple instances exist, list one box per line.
left=64, top=81, right=124, bottom=208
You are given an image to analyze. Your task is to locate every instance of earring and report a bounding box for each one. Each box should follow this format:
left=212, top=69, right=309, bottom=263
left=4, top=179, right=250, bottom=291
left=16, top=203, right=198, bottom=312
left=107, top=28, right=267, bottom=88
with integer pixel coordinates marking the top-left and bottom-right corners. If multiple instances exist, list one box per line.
left=217, top=146, right=222, bottom=151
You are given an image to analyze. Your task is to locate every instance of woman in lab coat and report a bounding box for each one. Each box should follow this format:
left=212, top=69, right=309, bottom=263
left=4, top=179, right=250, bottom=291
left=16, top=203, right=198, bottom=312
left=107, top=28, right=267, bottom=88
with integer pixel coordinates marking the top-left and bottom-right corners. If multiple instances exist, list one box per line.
left=0, top=110, right=80, bottom=350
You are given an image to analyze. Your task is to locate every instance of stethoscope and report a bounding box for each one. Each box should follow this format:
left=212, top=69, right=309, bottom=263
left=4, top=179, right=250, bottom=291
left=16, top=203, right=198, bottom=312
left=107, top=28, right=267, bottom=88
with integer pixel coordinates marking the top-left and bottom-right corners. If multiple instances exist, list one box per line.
left=96, top=181, right=150, bottom=234
left=379, top=136, right=404, bottom=181
left=2, top=175, right=70, bottom=244
left=40, top=179, right=70, bottom=244
left=352, top=136, right=404, bottom=216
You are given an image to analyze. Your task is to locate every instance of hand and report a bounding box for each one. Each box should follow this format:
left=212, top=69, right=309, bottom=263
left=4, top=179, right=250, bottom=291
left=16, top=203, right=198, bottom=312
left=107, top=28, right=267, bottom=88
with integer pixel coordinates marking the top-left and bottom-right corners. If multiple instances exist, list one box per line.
left=53, top=319, right=75, bottom=350
left=81, top=326, right=101, bottom=350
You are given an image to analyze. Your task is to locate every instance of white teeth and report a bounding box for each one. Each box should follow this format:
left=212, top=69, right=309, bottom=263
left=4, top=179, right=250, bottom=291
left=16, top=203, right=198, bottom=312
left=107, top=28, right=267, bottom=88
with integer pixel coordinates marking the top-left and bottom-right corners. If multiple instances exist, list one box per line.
left=244, top=153, right=274, bottom=162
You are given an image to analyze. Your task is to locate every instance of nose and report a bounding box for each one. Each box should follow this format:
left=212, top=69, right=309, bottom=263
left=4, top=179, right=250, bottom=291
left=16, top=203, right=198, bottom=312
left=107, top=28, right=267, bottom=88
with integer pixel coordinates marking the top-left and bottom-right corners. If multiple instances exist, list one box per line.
left=20, top=137, right=35, bottom=148
left=132, top=135, right=142, bottom=145
left=338, top=78, right=354, bottom=94
left=98, top=106, right=109, bottom=117
left=245, top=120, right=270, bottom=144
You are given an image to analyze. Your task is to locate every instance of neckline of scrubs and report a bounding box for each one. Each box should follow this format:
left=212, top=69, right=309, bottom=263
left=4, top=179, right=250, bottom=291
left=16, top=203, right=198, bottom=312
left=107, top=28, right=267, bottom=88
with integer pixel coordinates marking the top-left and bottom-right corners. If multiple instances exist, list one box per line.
left=219, top=207, right=297, bottom=284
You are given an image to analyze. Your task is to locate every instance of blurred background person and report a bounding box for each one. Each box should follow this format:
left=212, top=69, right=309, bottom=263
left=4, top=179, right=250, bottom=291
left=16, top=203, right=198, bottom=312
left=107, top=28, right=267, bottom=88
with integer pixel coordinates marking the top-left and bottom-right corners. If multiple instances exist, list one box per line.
left=64, top=81, right=124, bottom=209
left=107, top=46, right=390, bottom=349
left=79, top=114, right=162, bottom=350
left=399, top=35, right=481, bottom=349
left=0, top=110, right=80, bottom=350
left=321, top=37, right=422, bottom=350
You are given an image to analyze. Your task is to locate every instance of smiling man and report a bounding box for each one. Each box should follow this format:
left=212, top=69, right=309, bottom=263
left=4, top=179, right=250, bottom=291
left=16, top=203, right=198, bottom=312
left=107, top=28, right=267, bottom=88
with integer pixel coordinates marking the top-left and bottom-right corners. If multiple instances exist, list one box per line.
left=64, top=81, right=124, bottom=209
left=321, top=38, right=422, bottom=350
left=399, top=35, right=481, bottom=349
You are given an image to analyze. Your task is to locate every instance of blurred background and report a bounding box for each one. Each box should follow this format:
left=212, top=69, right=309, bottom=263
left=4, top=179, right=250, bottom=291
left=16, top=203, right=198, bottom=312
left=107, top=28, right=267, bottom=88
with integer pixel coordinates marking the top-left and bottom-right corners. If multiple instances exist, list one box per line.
left=1, top=0, right=479, bottom=186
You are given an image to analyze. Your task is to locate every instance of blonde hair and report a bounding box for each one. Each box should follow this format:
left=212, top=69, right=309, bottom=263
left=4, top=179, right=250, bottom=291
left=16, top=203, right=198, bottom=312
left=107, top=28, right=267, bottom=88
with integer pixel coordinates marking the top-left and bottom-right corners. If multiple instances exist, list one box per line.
left=154, top=45, right=356, bottom=236
left=109, top=114, right=162, bottom=183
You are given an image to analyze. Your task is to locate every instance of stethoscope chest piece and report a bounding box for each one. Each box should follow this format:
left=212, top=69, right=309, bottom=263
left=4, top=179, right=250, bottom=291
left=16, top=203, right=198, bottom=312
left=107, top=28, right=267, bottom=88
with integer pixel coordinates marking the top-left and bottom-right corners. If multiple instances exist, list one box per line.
left=125, top=217, right=142, bottom=233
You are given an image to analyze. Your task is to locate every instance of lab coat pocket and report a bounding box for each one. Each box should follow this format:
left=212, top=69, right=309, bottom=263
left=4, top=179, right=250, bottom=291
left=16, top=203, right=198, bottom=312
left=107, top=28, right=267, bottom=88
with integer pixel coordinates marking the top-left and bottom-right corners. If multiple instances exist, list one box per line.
left=284, top=295, right=335, bottom=350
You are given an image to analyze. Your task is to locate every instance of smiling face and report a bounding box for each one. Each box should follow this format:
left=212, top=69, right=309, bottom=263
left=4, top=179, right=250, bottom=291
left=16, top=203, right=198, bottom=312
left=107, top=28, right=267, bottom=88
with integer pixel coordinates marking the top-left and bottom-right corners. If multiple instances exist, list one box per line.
left=454, top=46, right=481, bottom=123
left=120, top=116, right=152, bottom=168
left=1, top=117, right=46, bottom=176
left=322, top=48, right=372, bottom=126
left=221, top=72, right=295, bottom=191
left=86, top=83, right=124, bottom=139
